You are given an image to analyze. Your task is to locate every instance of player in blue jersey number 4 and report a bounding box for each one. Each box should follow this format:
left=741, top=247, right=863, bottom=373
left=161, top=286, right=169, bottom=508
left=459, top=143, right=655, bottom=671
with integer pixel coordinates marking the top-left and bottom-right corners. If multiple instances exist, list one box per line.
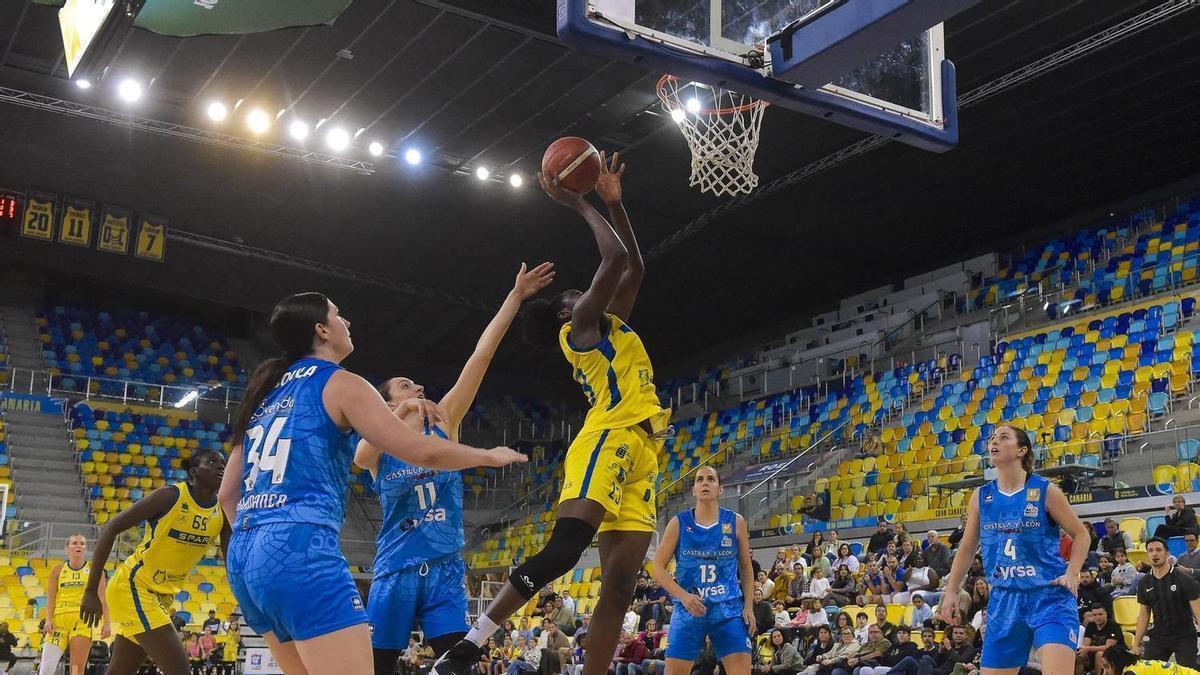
left=652, top=467, right=755, bottom=675
left=941, top=424, right=1092, bottom=675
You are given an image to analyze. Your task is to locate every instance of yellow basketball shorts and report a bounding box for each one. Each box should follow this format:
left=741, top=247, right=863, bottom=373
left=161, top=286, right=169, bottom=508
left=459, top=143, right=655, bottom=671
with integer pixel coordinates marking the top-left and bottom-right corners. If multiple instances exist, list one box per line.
left=560, top=423, right=661, bottom=532
left=106, top=566, right=174, bottom=643
left=45, top=610, right=92, bottom=649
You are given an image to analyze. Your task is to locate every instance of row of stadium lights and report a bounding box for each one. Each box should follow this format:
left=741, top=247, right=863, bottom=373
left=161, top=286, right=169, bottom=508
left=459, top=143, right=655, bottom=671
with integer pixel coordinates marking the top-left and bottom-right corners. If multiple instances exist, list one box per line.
left=74, top=77, right=526, bottom=187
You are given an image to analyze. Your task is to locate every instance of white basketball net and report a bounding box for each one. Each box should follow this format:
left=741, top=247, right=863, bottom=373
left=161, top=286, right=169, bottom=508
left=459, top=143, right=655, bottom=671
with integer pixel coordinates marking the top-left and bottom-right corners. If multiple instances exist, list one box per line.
left=658, top=75, right=767, bottom=197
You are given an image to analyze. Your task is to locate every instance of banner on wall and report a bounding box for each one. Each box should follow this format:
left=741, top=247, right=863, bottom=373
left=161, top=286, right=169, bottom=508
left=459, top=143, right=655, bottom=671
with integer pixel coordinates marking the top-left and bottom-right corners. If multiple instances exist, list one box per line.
left=243, top=648, right=283, bottom=675
left=0, top=392, right=66, bottom=415
left=724, top=459, right=793, bottom=485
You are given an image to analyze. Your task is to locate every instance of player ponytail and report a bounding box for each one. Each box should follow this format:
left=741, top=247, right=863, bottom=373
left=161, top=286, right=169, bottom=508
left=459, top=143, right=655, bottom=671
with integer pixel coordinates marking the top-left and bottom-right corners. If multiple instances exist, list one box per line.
left=231, top=292, right=332, bottom=444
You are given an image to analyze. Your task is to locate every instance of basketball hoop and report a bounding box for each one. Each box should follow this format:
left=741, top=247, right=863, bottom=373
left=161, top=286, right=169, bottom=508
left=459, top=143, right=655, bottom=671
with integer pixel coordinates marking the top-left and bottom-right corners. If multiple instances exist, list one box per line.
left=657, top=74, right=767, bottom=197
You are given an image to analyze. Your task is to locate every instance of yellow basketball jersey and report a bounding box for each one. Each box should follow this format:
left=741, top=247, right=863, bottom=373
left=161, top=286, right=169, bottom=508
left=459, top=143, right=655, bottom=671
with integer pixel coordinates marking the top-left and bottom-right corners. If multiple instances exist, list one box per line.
left=118, top=482, right=223, bottom=594
left=559, top=314, right=664, bottom=432
left=54, top=561, right=90, bottom=613
left=1127, top=663, right=1200, bottom=675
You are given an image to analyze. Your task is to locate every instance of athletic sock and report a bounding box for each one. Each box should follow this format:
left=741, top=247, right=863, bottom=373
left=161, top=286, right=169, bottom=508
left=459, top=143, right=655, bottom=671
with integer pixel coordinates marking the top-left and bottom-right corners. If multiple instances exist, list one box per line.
left=464, top=614, right=499, bottom=648
left=39, top=643, right=64, bottom=675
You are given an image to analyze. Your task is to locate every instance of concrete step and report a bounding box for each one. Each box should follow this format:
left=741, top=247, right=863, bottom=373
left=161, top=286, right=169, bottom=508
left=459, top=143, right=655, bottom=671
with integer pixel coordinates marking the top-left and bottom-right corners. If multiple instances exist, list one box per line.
left=19, top=505, right=91, bottom=523
left=11, top=479, right=83, bottom=499
left=12, top=456, right=77, bottom=472
left=19, top=494, right=88, bottom=513
left=8, top=438, right=74, bottom=455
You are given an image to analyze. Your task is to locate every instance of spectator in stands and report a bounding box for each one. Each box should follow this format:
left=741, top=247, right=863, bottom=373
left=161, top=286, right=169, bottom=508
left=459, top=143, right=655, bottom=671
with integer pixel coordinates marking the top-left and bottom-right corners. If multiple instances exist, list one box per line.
left=906, top=595, right=933, bottom=629
left=927, top=626, right=976, bottom=675
left=785, top=599, right=811, bottom=638
left=186, top=633, right=203, bottom=675
left=1153, top=496, right=1200, bottom=539
left=948, top=516, right=967, bottom=551
left=561, top=592, right=576, bottom=617
left=636, top=620, right=663, bottom=654
left=875, top=542, right=898, bottom=568
left=613, top=631, right=649, bottom=675
left=623, top=605, right=640, bottom=636
left=759, top=570, right=777, bottom=601
left=760, top=629, right=803, bottom=675
left=803, top=567, right=830, bottom=604
left=806, top=533, right=828, bottom=566
left=862, top=433, right=882, bottom=458
left=1135, top=537, right=1200, bottom=667
left=540, top=620, right=570, bottom=675
left=1097, top=519, right=1133, bottom=555
left=826, top=533, right=842, bottom=559
left=867, top=522, right=894, bottom=559
left=967, top=555, right=984, bottom=580
left=859, top=626, right=916, bottom=675
left=480, top=638, right=500, bottom=675
left=1077, top=569, right=1112, bottom=619
left=1173, top=533, right=1200, bottom=579
left=200, top=628, right=217, bottom=670
left=842, top=624, right=890, bottom=675
left=403, top=637, right=424, bottom=675
left=828, top=566, right=861, bottom=607
left=499, top=620, right=518, bottom=646
left=871, top=606, right=897, bottom=645
left=858, top=561, right=886, bottom=606
left=898, top=541, right=918, bottom=570
left=894, top=525, right=911, bottom=550
left=1079, top=604, right=1121, bottom=675
left=922, top=531, right=951, bottom=578
left=833, top=545, right=860, bottom=574
left=774, top=603, right=792, bottom=628
left=853, top=614, right=871, bottom=644
left=967, top=578, right=989, bottom=623
left=202, top=611, right=221, bottom=634
left=754, top=588, right=775, bottom=637
left=803, top=627, right=835, bottom=670
left=879, top=556, right=906, bottom=604
left=1109, top=548, right=1140, bottom=598
left=550, top=598, right=575, bottom=636
left=773, top=564, right=797, bottom=605
left=800, top=599, right=829, bottom=642
left=807, top=626, right=859, bottom=675
left=692, top=638, right=719, bottom=675
left=506, top=635, right=534, bottom=675
left=0, top=622, right=17, bottom=675
left=902, top=554, right=941, bottom=606
left=771, top=561, right=790, bottom=581
left=638, top=580, right=670, bottom=630
left=1096, top=554, right=1114, bottom=586
left=882, top=627, right=939, bottom=675
left=787, top=563, right=809, bottom=607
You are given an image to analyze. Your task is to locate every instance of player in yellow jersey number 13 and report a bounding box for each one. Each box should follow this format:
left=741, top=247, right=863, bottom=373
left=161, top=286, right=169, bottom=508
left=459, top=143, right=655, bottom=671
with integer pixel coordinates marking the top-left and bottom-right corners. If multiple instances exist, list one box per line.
left=79, top=448, right=230, bottom=675
left=41, top=534, right=110, bottom=675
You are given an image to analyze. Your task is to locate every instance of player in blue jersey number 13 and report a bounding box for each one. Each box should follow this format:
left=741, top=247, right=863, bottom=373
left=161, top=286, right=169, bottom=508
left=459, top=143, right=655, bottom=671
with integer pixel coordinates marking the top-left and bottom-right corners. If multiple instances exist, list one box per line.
left=355, top=261, right=554, bottom=675
left=652, top=467, right=755, bottom=675
left=941, top=424, right=1091, bottom=675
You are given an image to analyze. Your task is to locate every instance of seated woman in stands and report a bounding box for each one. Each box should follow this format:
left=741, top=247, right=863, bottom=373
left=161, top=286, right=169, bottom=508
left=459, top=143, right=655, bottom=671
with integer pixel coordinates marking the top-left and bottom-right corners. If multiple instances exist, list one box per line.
left=1152, top=496, right=1199, bottom=539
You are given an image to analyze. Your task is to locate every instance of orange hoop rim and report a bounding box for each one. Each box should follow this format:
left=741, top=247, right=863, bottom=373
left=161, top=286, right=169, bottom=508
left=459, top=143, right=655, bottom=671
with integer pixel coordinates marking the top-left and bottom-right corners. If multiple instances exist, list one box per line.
left=656, top=74, right=768, bottom=116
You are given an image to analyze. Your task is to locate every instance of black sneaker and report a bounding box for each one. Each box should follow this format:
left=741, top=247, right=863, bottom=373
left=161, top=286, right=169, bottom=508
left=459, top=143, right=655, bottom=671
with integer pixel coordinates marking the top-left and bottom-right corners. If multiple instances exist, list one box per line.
left=432, top=640, right=480, bottom=675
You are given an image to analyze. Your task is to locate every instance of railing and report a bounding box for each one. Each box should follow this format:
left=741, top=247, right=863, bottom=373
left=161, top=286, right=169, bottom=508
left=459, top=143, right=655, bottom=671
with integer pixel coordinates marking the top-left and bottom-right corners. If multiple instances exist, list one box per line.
left=8, top=522, right=101, bottom=560
left=2, top=366, right=245, bottom=411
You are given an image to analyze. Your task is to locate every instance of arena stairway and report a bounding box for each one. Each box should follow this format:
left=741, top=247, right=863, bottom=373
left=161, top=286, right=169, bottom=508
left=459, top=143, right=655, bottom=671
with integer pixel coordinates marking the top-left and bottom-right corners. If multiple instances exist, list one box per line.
left=4, top=409, right=90, bottom=525
left=0, top=304, right=47, bottom=390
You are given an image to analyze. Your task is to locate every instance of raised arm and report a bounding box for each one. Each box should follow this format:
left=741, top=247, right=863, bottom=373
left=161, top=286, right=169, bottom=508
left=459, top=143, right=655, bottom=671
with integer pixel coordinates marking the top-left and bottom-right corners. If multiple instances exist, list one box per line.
left=326, top=370, right=527, bottom=471
left=538, top=172, right=628, bottom=350
left=439, top=262, right=555, bottom=435
left=594, top=152, right=643, bottom=322
left=81, top=486, right=179, bottom=627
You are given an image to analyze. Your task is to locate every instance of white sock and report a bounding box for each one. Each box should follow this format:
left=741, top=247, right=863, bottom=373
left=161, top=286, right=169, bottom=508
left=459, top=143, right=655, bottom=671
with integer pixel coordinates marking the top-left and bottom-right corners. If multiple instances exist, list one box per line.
left=39, top=643, right=64, bottom=675
left=465, top=614, right=499, bottom=648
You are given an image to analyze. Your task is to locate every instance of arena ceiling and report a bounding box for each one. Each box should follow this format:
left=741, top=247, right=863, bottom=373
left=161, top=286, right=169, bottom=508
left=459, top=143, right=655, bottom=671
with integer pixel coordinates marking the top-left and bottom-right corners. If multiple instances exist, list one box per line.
left=2, top=1, right=1200, bottom=392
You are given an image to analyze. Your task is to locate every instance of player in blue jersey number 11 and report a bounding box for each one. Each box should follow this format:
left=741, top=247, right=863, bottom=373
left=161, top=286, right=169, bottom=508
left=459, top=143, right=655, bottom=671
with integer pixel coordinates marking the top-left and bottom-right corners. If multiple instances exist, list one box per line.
left=941, top=424, right=1091, bottom=675
left=652, top=467, right=755, bottom=675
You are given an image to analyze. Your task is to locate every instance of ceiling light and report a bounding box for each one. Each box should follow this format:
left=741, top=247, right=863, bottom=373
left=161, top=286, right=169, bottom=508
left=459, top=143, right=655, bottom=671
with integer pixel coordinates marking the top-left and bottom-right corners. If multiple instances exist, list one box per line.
left=207, top=101, right=228, bottom=122
left=509, top=174, right=523, bottom=188
left=475, top=167, right=490, bottom=181
left=246, top=108, right=271, bottom=134
left=405, top=149, right=422, bottom=165
left=685, top=97, right=701, bottom=114
left=326, top=127, right=350, bottom=152
left=670, top=108, right=686, bottom=124
left=174, top=391, right=198, bottom=408
left=75, top=79, right=91, bottom=90
left=368, top=141, right=384, bottom=157
left=289, top=120, right=309, bottom=141
left=118, top=79, right=143, bottom=103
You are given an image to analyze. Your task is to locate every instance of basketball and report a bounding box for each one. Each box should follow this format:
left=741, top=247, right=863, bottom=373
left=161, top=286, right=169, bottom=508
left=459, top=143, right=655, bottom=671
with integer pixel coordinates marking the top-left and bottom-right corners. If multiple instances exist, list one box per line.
left=541, top=137, right=601, bottom=194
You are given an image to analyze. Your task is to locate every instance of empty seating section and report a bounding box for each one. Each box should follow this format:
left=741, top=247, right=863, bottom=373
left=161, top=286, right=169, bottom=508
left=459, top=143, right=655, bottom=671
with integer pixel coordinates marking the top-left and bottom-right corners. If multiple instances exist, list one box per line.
left=37, top=305, right=247, bottom=396
left=0, top=549, right=235, bottom=649
left=788, top=297, right=1200, bottom=529
left=0, top=328, right=8, bottom=385
left=71, top=404, right=231, bottom=525
left=968, top=200, right=1200, bottom=313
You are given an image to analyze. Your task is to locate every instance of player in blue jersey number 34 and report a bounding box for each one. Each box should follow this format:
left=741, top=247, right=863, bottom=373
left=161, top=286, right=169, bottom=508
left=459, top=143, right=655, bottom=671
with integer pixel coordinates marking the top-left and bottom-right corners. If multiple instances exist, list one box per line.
left=942, top=424, right=1092, bottom=675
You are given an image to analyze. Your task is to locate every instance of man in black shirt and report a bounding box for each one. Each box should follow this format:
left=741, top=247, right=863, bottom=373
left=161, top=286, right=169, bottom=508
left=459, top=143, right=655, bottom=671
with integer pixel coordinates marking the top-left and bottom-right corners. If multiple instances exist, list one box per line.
left=867, top=521, right=894, bottom=559
left=0, top=621, right=18, bottom=674
left=1135, top=537, right=1200, bottom=667
left=1080, top=605, right=1122, bottom=675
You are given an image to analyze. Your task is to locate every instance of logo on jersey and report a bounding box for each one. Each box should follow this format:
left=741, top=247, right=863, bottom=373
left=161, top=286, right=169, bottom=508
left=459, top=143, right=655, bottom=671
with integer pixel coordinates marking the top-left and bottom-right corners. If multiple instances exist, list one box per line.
left=1069, top=629, right=1077, bottom=644
left=984, top=493, right=994, bottom=504
left=615, top=445, right=629, bottom=459
left=721, top=537, right=733, bottom=548
left=1023, top=504, right=1039, bottom=518
left=994, top=565, right=1037, bottom=579
left=722, top=523, right=732, bottom=534
left=353, top=596, right=364, bottom=611
left=1026, top=488, right=1041, bottom=501
left=180, top=502, right=189, bottom=512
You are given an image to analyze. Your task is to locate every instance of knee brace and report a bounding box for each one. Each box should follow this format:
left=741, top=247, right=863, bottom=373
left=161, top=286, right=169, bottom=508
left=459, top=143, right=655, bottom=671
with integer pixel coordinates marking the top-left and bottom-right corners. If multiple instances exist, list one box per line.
left=509, top=517, right=596, bottom=600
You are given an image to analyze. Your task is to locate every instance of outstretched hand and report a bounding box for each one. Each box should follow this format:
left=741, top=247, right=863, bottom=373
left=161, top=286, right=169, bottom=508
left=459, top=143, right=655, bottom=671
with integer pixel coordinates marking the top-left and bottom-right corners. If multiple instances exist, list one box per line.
left=538, top=171, right=584, bottom=208
left=595, top=151, right=626, bottom=205
left=513, top=262, right=556, bottom=300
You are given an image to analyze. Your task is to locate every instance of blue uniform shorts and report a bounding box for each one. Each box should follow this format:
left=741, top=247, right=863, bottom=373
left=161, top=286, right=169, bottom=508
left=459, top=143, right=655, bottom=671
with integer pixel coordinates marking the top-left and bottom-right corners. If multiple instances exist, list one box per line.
left=981, top=586, right=1079, bottom=668
left=228, top=523, right=368, bottom=643
left=368, top=555, right=469, bottom=649
left=665, top=600, right=751, bottom=661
